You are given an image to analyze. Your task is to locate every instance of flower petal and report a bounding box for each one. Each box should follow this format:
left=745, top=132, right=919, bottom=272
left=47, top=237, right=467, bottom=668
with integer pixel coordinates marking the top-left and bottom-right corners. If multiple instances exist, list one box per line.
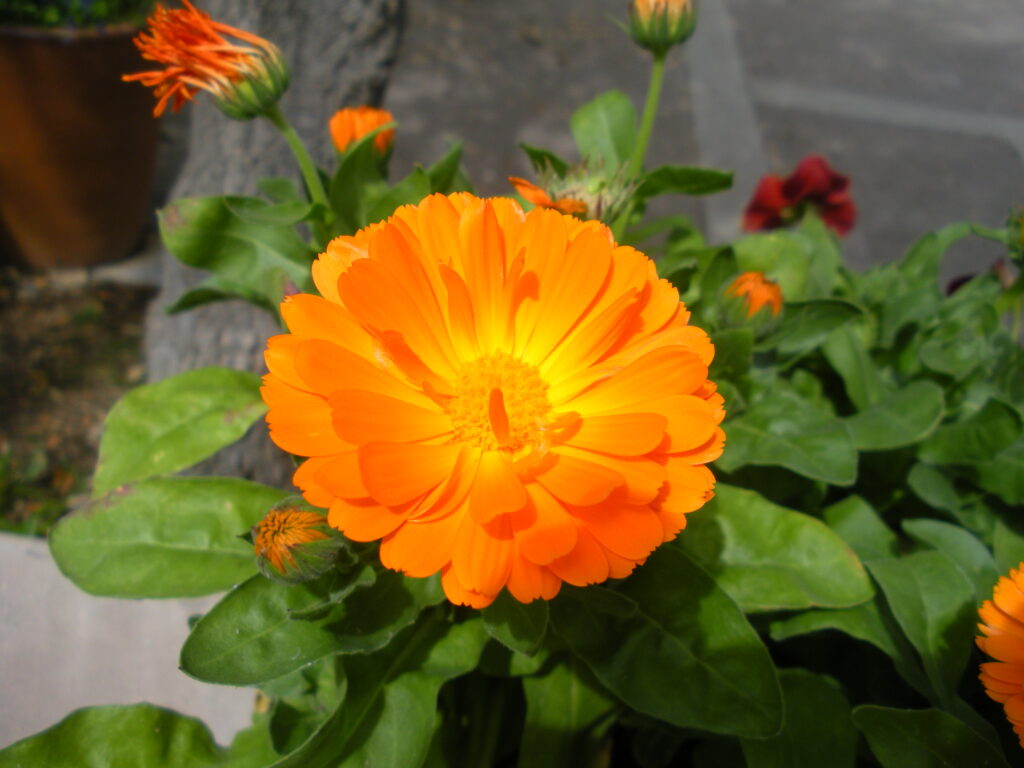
left=359, top=442, right=462, bottom=506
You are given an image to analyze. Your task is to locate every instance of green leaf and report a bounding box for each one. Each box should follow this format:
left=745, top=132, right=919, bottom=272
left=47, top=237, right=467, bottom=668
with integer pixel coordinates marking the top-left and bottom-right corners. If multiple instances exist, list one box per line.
left=741, top=669, right=856, bottom=768
left=270, top=615, right=488, bottom=768
left=975, top=435, right=1024, bottom=505
left=900, top=222, right=976, bottom=286
left=550, top=548, right=783, bottom=739
left=226, top=198, right=317, bottom=226
left=93, top=367, right=266, bottom=496
left=328, top=127, right=391, bottom=232
left=0, top=704, right=273, bottom=768
left=732, top=231, right=812, bottom=301
left=518, top=143, right=569, bottom=177
left=636, top=165, right=733, bottom=198
left=907, top=463, right=963, bottom=518
left=570, top=90, right=637, bottom=170
left=678, top=485, right=873, bottom=612
left=159, top=196, right=314, bottom=309
left=482, top=590, right=548, bottom=654
left=49, top=477, right=285, bottom=598
left=822, top=324, right=885, bottom=410
left=758, top=299, right=863, bottom=355
left=259, top=176, right=302, bottom=203
left=994, top=517, right=1024, bottom=573
left=854, top=706, right=1009, bottom=768
left=844, top=381, right=945, bottom=451
left=518, top=656, right=616, bottom=768
left=717, top=398, right=858, bottom=486
left=165, top=280, right=278, bottom=315
left=425, top=142, right=468, bottom=193
left=709, top=328, right=754, bottom=381
left=366, top=166, right=432, bottom=224
left=181, top=569, right=442, bottom=685
left=903, top=518, right=999, bottom=604
left=823, top=495, right=898, bottom=562
left=918, top=400, right=1022, bottom=465
left=866, top=552, right=976, bottom=707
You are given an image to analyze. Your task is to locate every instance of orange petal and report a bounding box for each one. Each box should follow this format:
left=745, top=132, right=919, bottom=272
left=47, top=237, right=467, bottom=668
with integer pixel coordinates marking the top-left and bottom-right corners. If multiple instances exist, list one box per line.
left=534, top=451, right=624, bottom=507
left=313, top=451, right=368, bottom=499
left=658, top=461, right=716, bottom=514
left=564, top=412, right=668, bottom=456
left=329, top=389, right=451, bottom=445
left=380, top=512, right=462, bottom=578
left=280, top=294, right=376, bottom=360
left=506, top=553, right=562, bottom=603
left=292, top=456, right=336, bottom=507
left=511, top=483, right=579, bottom=565
left=452, top=515, right=515, bottom=597
left=572, top=503, right=664, bottom=561
left=983, top=633, right=1024, bottom=664
left=547, top=526, right=610, bottom=587
left=328, top=497, right=406, bottom=542
left=359, top=442, right=462, bottom=506
left=557, top=446, right=666, bottom=504
left=293, top=338, right=424, bottom=404
left=265, top=392, right=349, bottom=457
left=994, top=577, right=1024, bottom=623
left=469, top=451, right=528, bottom=524
left=441, top=565, right=496, bottom=609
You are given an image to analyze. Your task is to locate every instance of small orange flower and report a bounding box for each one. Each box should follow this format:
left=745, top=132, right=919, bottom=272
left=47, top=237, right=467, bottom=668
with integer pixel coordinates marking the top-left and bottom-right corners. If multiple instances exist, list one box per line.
left=253, top=506, right=330, bottom=581
left=977, top=564, right=1024, bottom=748
left=123, top=0, right=288, bottom=118
left=726, top=271, right=783, bottom=317
left=509, top=177, right=587, bottom=216
left=262, top=192, right=724, bottom=608
left=329, top=107, right=395, bottom=155
left=629, top=0, right=697, bottom=54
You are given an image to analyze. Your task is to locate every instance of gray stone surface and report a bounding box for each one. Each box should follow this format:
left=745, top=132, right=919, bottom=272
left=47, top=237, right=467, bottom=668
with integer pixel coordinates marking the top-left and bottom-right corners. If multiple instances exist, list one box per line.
left=0, top=534, right=253, bottom=749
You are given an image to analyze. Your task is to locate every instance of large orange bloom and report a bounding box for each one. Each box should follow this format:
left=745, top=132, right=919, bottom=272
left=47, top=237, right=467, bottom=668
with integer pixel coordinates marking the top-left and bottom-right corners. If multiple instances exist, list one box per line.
left=330, top=107, right=395, bottom=155
left=123, top=0, right=287, bottom=117
left=726, top=271, right=783, bottom=317
left=262, top=192, right=724, bottom=608
left=978, top=564, right=1024, bottom=748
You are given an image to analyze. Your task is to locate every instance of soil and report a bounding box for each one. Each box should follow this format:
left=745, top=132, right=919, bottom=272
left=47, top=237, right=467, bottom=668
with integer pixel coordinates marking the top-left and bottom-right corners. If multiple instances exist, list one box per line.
left=0, top=267, right=153, bottom=534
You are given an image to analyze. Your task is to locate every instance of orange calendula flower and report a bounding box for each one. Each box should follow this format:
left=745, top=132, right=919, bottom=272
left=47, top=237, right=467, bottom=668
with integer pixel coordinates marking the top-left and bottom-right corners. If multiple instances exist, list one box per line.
left=262, top=192, right=724, bottom=608
left=253, top=505, right=336, bottom=584
left=726, top=271, right=783, bottom=317
left=977, top=564, right=1024, bottom=748
left=330, top=106, right=395, bottom=155
left=123, top=0, right=288, bottom=119
left=630, top=0, right=697, bottom=55
left=509, top=177, right=587, bottom=216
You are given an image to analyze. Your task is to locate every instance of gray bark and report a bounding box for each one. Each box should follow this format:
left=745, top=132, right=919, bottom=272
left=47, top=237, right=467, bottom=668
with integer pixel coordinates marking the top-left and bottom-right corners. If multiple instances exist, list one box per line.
left=145, top=0, right=404, bottom=487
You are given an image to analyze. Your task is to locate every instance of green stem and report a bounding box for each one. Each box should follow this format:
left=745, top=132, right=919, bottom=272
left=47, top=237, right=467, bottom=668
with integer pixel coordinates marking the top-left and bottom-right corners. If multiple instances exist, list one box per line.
left=629, top=51, right=666, bottom=178
left=265, top=105, right=333, bottom=240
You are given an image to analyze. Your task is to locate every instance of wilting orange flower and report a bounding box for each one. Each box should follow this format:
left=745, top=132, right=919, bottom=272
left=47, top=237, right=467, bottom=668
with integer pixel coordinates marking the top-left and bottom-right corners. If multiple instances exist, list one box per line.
left=253, top=507, right=329, bottom=574
left=509, top=177, right=587, bottom=216
left=123, top=0, right=288, bottom=118
left=262, top=192, right=724, bottom=608
left=726, top=271, right=783, bottom=317
left=330, top=107, right=395, bottom=155
left=978, top=564, right=1024, bottom=748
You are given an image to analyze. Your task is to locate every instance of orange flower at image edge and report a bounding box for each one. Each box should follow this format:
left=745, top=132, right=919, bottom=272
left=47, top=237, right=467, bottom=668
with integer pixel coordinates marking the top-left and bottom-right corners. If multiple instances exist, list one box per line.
left=330, top=107, right=395, bottom=155
left=726, top=271, right=783, bottom=317
left=123, top=0, right=287, bottom=118
left=262, top=192, right=724, bottom=608
left=509, top=177, right=587, bottom=216
left=978, top=564, right=1024, bottom=747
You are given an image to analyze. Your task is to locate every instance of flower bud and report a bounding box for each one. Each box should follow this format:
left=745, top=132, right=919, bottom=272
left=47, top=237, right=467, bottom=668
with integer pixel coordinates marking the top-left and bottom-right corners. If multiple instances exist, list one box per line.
left=629, top=0, right=698, bottom=56
left=330, top=106, right=395, bottom=155
left=724, top=271, right=783, bottom=329
left=509, top=162, right=635, bottom=223
left=252, top=498, right=343, bottom=584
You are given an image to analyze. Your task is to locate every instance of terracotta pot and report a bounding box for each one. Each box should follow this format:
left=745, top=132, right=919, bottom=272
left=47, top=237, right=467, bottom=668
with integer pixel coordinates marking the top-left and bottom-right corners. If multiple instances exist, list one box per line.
left=0, top=24, right=160, bottom=270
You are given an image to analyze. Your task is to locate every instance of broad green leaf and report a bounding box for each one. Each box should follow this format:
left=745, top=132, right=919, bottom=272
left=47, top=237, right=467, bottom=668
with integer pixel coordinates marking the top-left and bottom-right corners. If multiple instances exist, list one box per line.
left=823, top=496, right=898, bottom=562
left=270, top=615, right=488, bottom=768
left=877, top=286, right=941, bottom=348
left=693, top=247, right=739, bottom=309
left=570, top=90, right=637, bottom=170
left=159, top=196, right=314, bottom=309
left=797, top=214, right=844, bottom=297
left=181, top=569, right=442, bottom=685
left=0, top=704, right=275, bottom=768
left=482, top=590, right=548, bottom=654
left=366, top=166, right=432, bottom=224
left=758, top=299, right=863, bottom=355
left=976, top=435, right=1024, bottom=505
left=328, top=127, right=391, bottom=233
left=518, top=142, right=569, bottom=176
left=678, top=485, right=873, bottom=612
left=866, top=552, right=976, bottom=707
left=550, top=548, right=783, bottom=739
left=425, top=142, right=468, bottom=193
left=732, top=231, right=811, bottom=300
left=166, top=280, right=277, bottom=315
left=741, top=669, right=856, bottom=768
left=918, top=400, right=1022, bottom=465
left=226, top=198, right=317, bottom=226
left=854, top=706, right=1009, bottom=768
left=259, top=176, right=302, bottom=203
left=903, top=518, right=998, bottom=603
left=717, top=398, right=857, bottom=486
left=993, top=518, right=1024, bottom=574
left=822, top=324, right=884, bottom=410
left=93, top=367, right=265, bottom=495
left=900, top=222, right=975, bottom=286
left=844, top=381, right=945, bottom=451
left=636, top=165, right=733, bottom=198
left=518, top=656, right=616, bottom=768
left=769, top=601, right=931, bottom=696
left=919, top=312, right=999, bottom=381
left=50, top=477, right=285, bottom=598
left=908, top=463, right=963, bottom=518
left=709, top=328, right=754, bottom=381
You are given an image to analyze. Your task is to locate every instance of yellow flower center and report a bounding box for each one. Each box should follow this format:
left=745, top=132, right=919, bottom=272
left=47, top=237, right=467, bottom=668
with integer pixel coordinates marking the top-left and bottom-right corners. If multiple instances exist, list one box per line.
left=447, top=353, right=551, bottom=452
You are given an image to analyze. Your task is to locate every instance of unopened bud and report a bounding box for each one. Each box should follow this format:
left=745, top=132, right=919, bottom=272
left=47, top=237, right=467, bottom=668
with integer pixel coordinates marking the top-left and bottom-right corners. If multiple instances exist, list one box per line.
left=252, top=498, right=343, bottom=584
left=629, top=0, right=698, bottom=56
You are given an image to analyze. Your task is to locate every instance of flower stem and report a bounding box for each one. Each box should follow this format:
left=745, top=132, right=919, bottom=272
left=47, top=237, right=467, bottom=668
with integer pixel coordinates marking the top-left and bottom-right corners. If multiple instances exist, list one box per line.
left=629, top=51, right=666, bottom=178
left=265, top=105, right=334, bottom=240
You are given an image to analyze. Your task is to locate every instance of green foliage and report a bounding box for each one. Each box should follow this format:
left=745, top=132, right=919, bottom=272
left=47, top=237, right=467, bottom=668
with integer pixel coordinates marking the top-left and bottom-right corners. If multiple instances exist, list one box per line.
left=571, top=90, right=638, bottom=171
left=0, top=0, right=152, bottom=26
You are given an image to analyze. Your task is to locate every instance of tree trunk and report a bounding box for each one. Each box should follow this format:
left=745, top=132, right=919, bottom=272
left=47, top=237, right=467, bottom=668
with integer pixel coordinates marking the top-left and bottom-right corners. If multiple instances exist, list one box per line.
left=144, top=0, right=404, bottom=487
